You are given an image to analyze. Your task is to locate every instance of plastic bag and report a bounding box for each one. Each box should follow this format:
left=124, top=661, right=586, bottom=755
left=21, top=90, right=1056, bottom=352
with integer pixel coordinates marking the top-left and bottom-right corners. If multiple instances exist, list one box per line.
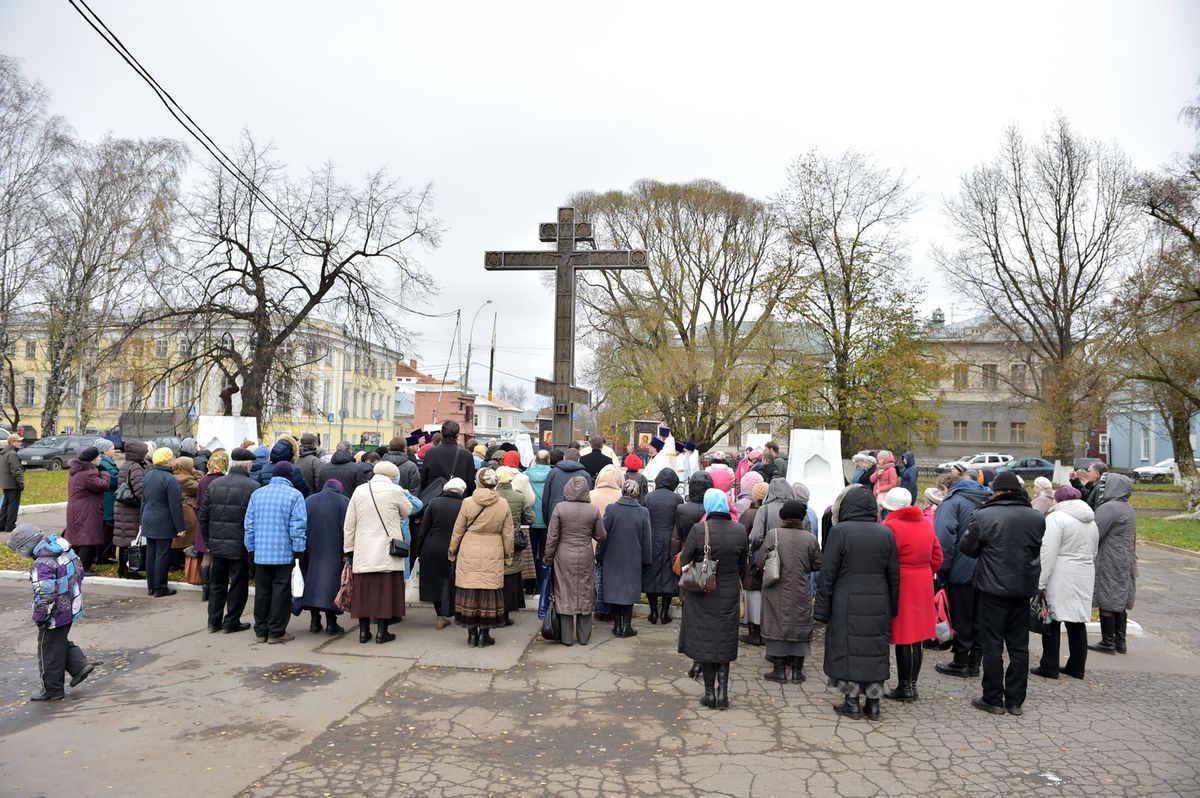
left=291, top=561, right=305, bottom=598
left=934, top=588, right=954, bottom=642
left=537, top=566, right=553, bottom=620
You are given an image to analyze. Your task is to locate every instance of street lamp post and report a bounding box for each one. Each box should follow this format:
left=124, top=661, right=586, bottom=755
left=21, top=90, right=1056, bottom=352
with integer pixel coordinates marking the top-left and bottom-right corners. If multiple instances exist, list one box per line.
left=462, top=299, right=492, bottom=393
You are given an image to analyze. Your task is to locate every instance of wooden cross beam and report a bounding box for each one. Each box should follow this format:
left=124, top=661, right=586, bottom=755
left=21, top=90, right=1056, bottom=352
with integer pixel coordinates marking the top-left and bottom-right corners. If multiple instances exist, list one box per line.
left=485, top=206, right=648, bottom=447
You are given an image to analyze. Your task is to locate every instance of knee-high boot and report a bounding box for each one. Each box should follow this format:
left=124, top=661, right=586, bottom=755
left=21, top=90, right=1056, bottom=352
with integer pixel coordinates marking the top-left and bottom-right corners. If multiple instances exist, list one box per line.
left=200, top=565, right=210, bottom=602
left=359, top=619, right=372, bottom=644
left=911, top=642, right=924, bottom=699
left=1089, top=613, right=1117, bottom=653
left=660, top=596, right=674, bottom=625
left=1114, top=611, right=1128, bottom=653
left=885, top=644, right=915, bottom=701
left=715, top=662, right=730, bottom=709
left=700, top=663, right=717, bottom=708
left=648, top=594, right=660, bottom=625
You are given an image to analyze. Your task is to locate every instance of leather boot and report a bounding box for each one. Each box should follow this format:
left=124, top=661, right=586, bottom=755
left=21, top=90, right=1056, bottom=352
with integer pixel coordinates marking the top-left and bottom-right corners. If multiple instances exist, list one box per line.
left=1089, top=614, right=1117, bottom=653
left=1114, top=612, right=1127, bottom=654
left=739, top=623, right=762, bottom=646
left=790, top=656, right=806, bottom=683
left=715, top=663, right=730, bottom=709
left=376, top=621, right=396, bottom=644
left=884, top=681, right=914, bottom=702
left=648, top=596, right=659, bottom=625
left=467, top=627, right=480, bottom=647
left=763, top=656, right=788, bottom=683
left=310, top=610, right=323, bottom=634
left=834, top=694, right=862, bottom=720
left=885, top=644, right=915, bottom=702
left=700, top=664, right=716, bottom=708
left=910, top=644, right=923, bottom=700
left=864, top=697, right=882, bottom=721
left=200, top=565, right=210, bottom=602
left=479, top=629, right=495, bottom=647
left=688, top=661, right=702, bottom=680
left=613, top=616, right=622, bottom=635
left=660, top=599, right=673, bottom=625
left=358, top=619, right=372, bottom=644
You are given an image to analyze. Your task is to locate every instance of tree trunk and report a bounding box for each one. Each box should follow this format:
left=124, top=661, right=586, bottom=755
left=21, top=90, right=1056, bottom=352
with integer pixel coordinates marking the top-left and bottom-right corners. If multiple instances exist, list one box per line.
left=1167, top=405, right=1200, bottom=512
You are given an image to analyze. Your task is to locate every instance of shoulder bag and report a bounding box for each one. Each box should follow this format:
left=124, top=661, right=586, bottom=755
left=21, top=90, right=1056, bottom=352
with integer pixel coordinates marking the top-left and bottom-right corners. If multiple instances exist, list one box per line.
left=1028, top=590, right=1051, bottom=635
left=115, top=466, right=140, bottom=507
left=368, top=482, right=409, bottom=558
left=760, top=528, right=781, bottom=588
left=678, top=521, right=719, bottom=593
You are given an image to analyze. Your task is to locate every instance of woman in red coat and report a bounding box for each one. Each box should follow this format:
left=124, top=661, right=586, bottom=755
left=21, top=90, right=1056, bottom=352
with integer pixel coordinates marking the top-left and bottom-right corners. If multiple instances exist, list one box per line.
left=66, top=446, right=113, bottom=574
left=880, top=486, right=942, bottom=702
left=869, top=450, right=898, bottom=498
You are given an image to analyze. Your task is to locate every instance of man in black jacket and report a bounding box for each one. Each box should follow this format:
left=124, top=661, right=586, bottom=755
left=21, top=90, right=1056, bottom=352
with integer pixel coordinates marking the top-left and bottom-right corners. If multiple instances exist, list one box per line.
left=318, top=442, right=368, bottom=494
left=959, top=471, right=1045, bottom=716
left=297, top=433, right=324, bottom=494
left=580, top=436, right=613, bottom=480
left=420, top=421, right=475, bottom=498
left=382, top=437, right=421, bottom=492
left=198, top=448, right=261, bottom=633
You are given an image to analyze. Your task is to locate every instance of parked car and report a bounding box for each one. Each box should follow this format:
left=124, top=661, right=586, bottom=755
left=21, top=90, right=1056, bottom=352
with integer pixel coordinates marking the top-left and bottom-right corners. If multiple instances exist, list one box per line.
left=153, top=436, right=185, bottom=455
left=17, top=435, right=91, bottom=470
left=1133, top=458, right=1200, bottom=484
left=936, top=452, right=1013, bottom=473
left=994, top=456, right=1055, bottom=481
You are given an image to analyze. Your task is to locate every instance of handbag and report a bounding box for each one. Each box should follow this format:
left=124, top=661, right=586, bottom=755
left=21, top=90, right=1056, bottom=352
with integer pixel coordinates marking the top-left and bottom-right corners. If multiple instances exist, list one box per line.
left=678, top=521, right=719, bottom=593
left=404, top=560, right=421, bottom=604
left=125, top=527, right=147, bottom=573
left=539, top=596, right=561, bottom=641
left=114, top=467, right=140, bottom=507
left=672, top=550, right=683, bottom=577
left=537, top=565, right=554, bottom=619
left=1029, top=591, right=1052, bottom=635
left=514, top=524, right=529, bottom=552
left=334, top=561, right=353, bottom=612
left=934, top=587, right=954, bottom=642
left=367, top=482, right=410, bottom=558
left=760, top=529, right=781, bottom=588
left=184, top=556, right=204, bottom=586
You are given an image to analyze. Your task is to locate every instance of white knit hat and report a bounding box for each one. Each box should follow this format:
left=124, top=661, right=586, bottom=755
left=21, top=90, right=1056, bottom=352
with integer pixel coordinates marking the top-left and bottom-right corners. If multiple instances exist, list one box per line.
left=1034, top=476, right=1053, bottom=491
left=881, top=487, right=913, bottom=512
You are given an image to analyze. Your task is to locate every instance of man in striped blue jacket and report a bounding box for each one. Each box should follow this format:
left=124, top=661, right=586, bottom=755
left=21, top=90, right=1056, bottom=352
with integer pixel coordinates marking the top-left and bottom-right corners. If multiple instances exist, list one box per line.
left=245, top=460, right=308, bottom=643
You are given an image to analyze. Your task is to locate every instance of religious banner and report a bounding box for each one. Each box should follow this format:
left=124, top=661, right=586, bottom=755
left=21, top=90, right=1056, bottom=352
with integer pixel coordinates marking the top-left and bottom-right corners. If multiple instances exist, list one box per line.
left=538, top=418, right=554, bottom=450
left=629, top=420, right=660, bottom=457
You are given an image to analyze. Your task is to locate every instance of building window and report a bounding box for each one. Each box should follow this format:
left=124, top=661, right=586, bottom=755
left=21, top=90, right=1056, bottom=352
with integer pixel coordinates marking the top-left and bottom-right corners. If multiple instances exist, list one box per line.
left=952, top=421, right=968, bottom=442
left=24, top=340, right=36, bottom=359
left=322, top=381, right=331, bottom=413
left=153, top=382, right=167, bottom=409
left=324, top=348, right=334, bottom=367
left=473, top=414, right=480, bottom=426
left=981, top=421, right=997, bottom=443
left=1140, top=428, right=1151, bottom=461
left=180, top=338, right=193, bottom=358
left=22, top=378, right=35, bottom=407
left=107, top=381, right=123, bottom=410
left=1010, top=364, right=1026, bottom=390
left=1010, top=422, right=1026, bottom=444
left=1098, top=433, right=1109, bottom=456
left=155, top=339, right=169, bottom=359
left=981, top=364, right=999, bottom=390
left=952, top=364, right=970, bottom=390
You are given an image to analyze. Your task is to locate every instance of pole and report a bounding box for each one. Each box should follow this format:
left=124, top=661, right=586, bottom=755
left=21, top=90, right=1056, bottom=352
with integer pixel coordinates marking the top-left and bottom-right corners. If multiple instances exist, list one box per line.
left=487, top=310, right=497, bottom=402
left=75, top=358, right=83, bottom=434
left=463, top=299, right=492, bottom=393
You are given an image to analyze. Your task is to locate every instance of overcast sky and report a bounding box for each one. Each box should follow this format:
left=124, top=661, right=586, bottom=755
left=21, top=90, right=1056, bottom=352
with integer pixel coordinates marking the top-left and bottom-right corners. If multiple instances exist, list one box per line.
left=2, top=0, right=1198, bottom=402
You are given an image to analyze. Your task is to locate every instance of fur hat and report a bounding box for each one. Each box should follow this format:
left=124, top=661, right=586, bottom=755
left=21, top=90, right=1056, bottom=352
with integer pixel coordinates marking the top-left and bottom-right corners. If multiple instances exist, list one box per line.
left=1034, top=476, right=1053, bottom=491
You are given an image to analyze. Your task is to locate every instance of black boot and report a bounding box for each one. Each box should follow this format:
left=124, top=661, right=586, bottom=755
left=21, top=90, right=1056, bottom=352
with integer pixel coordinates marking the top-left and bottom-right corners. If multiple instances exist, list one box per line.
left=1089, top=614, right=1117, bottom=653
left=310, top=610, right=323, bottom=634
left=715, top=663, right=730, bottom=709
left=375, top=621, right=395, bottom=644
left=790, top=656, right=806, bottom=683
left=613, top=616, right=622, bottom=635
left=910, top=644, right=923, bottom=700
left=200, top=565, right=210, bottom=602
left=648, top=595, right=659, bottom=625
left=834, top=693, right=862, bottom=719
left=621, top=608, right=637, bottom=637
left=468, top=627, right=480, bottom=647
left=739, top=622, right=762, bottom=646
left=885, top=644, right=915, bottom=702
left=479, top=628, right=495, bottom=647
left=1114, top=612, right=1127, bottom=654
left=660, top=598, right=673, bottom=625
left=700, top=664, right=716, bottom=708
left=358, top=619, right=372, bottom=644
left=325, top=611, right=344, bottom=636
left=763, top=656, right=788, bottom=683
left=688, top=661, right=702, bottom=680
left=864, top=697, right=882, bottom=721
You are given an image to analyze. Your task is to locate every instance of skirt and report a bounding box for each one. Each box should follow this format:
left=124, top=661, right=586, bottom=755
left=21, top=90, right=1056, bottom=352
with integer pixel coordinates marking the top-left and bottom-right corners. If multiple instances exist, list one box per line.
left=765, top=639, right=812, bottom=658
left=502, top=572, right=526, bottom=613
left=744, top=590, right=762, bottom=625
left=455, top=587, right=506, bottom=629
left=351, top=571, right=406, bottom=620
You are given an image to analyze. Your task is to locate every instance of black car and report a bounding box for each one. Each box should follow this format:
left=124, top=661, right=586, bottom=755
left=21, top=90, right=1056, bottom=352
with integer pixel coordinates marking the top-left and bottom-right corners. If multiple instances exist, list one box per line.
left=994, top=456, right=1055, bottom=480
left=17, top=435, right=91, bottom=470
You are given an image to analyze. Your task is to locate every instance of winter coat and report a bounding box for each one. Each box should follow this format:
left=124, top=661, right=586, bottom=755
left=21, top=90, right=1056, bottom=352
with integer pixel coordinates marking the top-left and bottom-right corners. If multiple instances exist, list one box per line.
left=140, top=465, right=186, bottom=542
left=244, top=477, right=308, bottom=566
left=589, top=464, right=623, bottom=517
left=258, top=437, right=309, bottom=496
left=250, top=446, right=269, bottom=482
left=934, top=478, right=992, bottom=586
left=899, top=452, right=918, bottom=504
left=755, top=519, right=821, bottom=644
left=869, top=456, right=898, bottom=497
left=526, top=463, right=552, bottom=528
left=197, top=468, right=260, bottom=560
left=300, top=481, right=350, bottom=612
left=344, top=475, right=413, bottom=574
left=960, top=492, right=1044, bottom=598
left=677, top=513, right=749, bottom=664
left=1092, top=473, right=1137, bottom=612
left=449, top=487, right=514, bottom=590
left=298, top=445, right=324, bottom=494
left=65, top=459, right=111, bottom=547
left=545, top=476, right=606, bottom=615
left=542, top=459, right=593, bottom=523
left=29, top=535, right=84, bottom=629
left=99, top=455, right=119, bottom=523
left=883, top=506, right=943, bottom=644
left=421, top=440, right=477, bottom=498
left=625, top=470, right=649, bottom=506
left=194, top=472, right=221, bottom=553
left=1039, top=499, right=1098, bottom=623
left=814, top=489, right=900, bottom=684
left=497, top=483, right=533, bottom=576
left=598, top=496, right=652, bottom=605
left=0, top=444, right=24, bottom=490
left=707, top=464, right=736, bottom=507
left=1031, top=489, right=1056, bottom=516
left=748, top=479, right=797, bottom=589
left=417, top=491, right=463, bottom=604
left=750, top=462, right=779, bottom=483
left=113, top=441, right=148, bottom=547
left=581, top=448, right=614, bottom=481
left=173, top=468, right=200, bottom=550
left=643, top=470, right=682, bottom=594
left=672, top=471, right=713, bottom=557
left=318, top=450, right=369, bottom=495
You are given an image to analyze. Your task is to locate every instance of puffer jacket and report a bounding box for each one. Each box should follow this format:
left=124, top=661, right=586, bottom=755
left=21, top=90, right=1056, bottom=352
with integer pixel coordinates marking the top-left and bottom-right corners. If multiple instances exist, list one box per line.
left=672, top=471, right=713, bottom=557
left=198, top=468, right=260, bottom=560
left=869, top=452, right=898, bottom=497
left=544, top=476, right=606, bottom=615
left=318, top=449, right=369, bottom=494
left=526, top=463, right=552, bottom=528
left=960, top=491, right=1045, bottom=598
left=297, top=445, right=324, bottom=494
left=258, top=436, right=309, bottom=495
left=1092, top=473, right=1137, bottom=612
left=899, top=451, right=918, bottom=503
left=1039, top=499, right=1098, bottom=623
left=140, top=464, right=185, bottom=541
left=934, top=478, right=992, bottom=585
left=542, top=459, right=592, bottom=522
left=30, top=534, right=84, bottom=629
left=113, top=440, right=149, bottom=547
left=344, top=475, right=414, bottom=574
left=449, top=486, right=514, bottom=590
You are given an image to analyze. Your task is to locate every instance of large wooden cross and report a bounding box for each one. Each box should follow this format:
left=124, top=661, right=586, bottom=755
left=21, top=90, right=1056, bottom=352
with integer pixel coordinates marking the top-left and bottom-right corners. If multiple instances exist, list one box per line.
left=485, top=206, right=647, bottom=448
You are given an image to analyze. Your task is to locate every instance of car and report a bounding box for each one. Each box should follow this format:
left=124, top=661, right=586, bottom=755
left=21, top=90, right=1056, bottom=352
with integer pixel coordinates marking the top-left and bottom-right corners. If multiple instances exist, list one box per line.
left=17, top=435, right=92, bottom=470
left=152, top=436, right=184, bottom=455
left=936, top=452, right=1013, bottom=473
left=1133, top=457, right=1200, bottom=484
left=994, top=456, right=1055, bottom=481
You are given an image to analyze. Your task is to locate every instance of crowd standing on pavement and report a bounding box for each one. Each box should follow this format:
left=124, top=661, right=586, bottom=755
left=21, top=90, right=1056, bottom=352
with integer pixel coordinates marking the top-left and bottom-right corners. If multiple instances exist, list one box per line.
left=5, top=425, right=1139, bottom=718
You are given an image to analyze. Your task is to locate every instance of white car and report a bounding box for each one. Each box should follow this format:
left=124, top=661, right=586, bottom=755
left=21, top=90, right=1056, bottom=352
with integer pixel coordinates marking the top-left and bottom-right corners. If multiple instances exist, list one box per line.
left=1133, top=458, right=1200, bottom=483
left=936, top=452, right=1013, bottom=473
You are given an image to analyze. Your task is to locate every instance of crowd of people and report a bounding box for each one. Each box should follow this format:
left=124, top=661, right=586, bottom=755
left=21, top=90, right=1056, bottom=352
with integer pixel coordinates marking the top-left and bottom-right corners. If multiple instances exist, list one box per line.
left=6, top=426, right=1138, bottom=718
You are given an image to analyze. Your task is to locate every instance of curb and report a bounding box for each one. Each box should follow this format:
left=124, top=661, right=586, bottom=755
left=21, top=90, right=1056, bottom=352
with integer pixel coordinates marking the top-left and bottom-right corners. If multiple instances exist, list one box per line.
left=0, top=570, right=202, bottom=592
left=1139, top=539, right=1200, bottom=559
left=16, top=502, right=67, bottom=515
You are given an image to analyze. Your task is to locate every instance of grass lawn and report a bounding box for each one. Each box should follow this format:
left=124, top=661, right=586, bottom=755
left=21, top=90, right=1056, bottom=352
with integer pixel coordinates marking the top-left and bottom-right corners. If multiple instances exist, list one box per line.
left=1131, top=491, right=1188, bottom=511
left=18, top=469, right=69, bottom=505
left=1136, top=517, right=1200, bottom=552
left=0, top=545, right=121, bottom=577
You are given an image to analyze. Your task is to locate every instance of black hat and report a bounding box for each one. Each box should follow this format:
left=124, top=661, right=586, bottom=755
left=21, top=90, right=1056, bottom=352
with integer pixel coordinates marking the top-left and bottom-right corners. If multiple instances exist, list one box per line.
left=649, top=437, right=665, bottom=451
left=658, top=425, right=671, bottom=439
left=406, top=432, right=422, bottom=447
left=77, top=446, right=100, bottom=463
left=991, top=471, right=1023, bottom=493
left=231, top=447, right=256, bottom=462
left=780, top=500, right=808, bottom=520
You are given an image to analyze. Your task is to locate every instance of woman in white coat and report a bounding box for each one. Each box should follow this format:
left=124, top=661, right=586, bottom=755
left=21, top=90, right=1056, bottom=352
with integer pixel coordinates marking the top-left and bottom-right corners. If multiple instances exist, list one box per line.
left=1032, top=485, right=1098, bottom=680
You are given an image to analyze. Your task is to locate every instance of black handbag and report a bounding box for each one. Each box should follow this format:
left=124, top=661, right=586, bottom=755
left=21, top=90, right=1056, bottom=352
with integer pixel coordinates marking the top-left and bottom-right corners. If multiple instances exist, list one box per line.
left=114, top=467, right=140, bottom=507
left=514, top=525, right=529, bottom=552
left=368, top=483, right=410, bottom=558
left=540, top=597, right=560, bottom=641
left=1029, top=591, right=1051, bottom=635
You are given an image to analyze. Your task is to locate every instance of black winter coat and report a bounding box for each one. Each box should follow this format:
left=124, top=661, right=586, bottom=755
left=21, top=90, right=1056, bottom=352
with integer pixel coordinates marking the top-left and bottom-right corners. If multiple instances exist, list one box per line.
left=197, top=469, right=260, bottom=559
left=643, top=470, right=682, bottom=593
left=418, top=492, right=464, bottom=604
left=113, top=440, right=148, bottom=547
left=420, top=441, right=476, bottom=498
left=672, top=472, right=713, bottom=558
left=258, top=439, right=309, bottom=496
left=300, top=481, right=350, bottom=611
left=318, top=451, right=368, bottom=495
left=959, top=491, right=1044, bottom=598
left=382, top=452, right=420, bottom=493
left=140, top=464, right=185, bottom=541
left=598, top=497, right=653, bottom=605
left=677, top=514, right=749, bottom=663
left=541, top=460, right=593, bottom=523
left=298, top=447, right=324, bottom=494
left=815, top=489, right=900, bottom=684
left=580, top=449, right=613, bottom=480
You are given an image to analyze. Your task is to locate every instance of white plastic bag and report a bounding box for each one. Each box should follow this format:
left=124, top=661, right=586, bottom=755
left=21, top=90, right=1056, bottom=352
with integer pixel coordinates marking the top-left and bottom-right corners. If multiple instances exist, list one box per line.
left=291, top=561, right=305, bottom=598
left=404, top=560, right=420, bottom=604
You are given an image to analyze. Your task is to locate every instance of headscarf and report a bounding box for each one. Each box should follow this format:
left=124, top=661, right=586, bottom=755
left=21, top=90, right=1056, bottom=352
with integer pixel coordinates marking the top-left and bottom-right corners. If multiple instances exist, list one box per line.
left=7, top=523, right=45, bottom=557
left=444, top=477, right=467, bottom=494
left=751, top=482, right=770, bottom=503
left=924, top=487, right=945, bottom=506
left=703, top=487, right=730, bottom=515
left=501, top=450, right=521, bottom=469
left=739, top=470, right=764, bottom=495
left=207, top=450, right=229, bottom=475
left=831, top=483, right=866, bottom=525
left=791, top=482, right=811, bottom=504
left=621, top=479, right=641, bottom=499
left=623, top=454, right=643, bottom=472
left=173, top=456, right=195, bottom=475
left=496, top=466, right=516, bottom=485
left=152, top=446, right=174, bottom=466
left=473, top=444, right=488, bottom=459
left=476, top=467, right=497, bottom=489
left=1034, top=476, right=1053, bottom=492
left=1054, top=485, right=1081, bottom=502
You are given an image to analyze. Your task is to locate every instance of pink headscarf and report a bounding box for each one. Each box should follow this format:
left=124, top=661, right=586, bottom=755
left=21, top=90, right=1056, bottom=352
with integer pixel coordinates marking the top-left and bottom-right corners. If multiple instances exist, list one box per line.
left=739, top=470, right=764, bottom=496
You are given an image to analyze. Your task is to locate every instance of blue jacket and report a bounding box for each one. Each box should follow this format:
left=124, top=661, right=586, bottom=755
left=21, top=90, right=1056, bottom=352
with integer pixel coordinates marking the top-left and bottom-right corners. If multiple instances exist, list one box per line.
left=258, top=439, right=310, bottom=496
left=526, top=463, right=552, bottom=528
left=244, top=476, right=308, bottom=565
left=934, top=478, right=991, bottom=585
left=250, top=446, right=269, bottom=483
left=141, top=465, right=185, bottom=540
left=900, top=452, right=918, bottom=504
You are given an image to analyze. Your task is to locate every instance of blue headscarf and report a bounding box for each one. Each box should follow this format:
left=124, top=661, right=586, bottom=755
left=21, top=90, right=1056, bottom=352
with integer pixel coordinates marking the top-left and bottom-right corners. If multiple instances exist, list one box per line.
left=703, top=487, right=730, bottom=515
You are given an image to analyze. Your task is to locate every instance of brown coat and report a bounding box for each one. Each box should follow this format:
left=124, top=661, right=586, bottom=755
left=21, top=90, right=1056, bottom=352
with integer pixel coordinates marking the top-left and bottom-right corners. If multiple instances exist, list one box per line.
left=172, top=462, right=200, bottom=549
left=545, top=476, right=607, bottom=615
left=449, top=487, right=514, bottom=590
left=755, top=519, right=822, bottom=643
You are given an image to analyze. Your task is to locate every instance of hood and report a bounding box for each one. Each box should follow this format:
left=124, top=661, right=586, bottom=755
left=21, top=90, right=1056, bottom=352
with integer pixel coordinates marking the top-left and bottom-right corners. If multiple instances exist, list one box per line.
left=300, top=445, right=320, bottom=459
left=253, top=446, right=269, bottom=464
left=555, top=459, right=586, bottom=474
left=124, top=440, right=149, bottom=463
left=886, top=505, right=925, bottom=523
left=836, top=485, right=879, bottom=522
left=791, top=482, right=811, bottom=503
left=526, top=463, right=551, bottom=482
left=68, top=458, right=94, bottom=476
left=764, top=477, right=795, bottom=505
left=1098, top=473, right=1133, bottom=504
left=180, top=437, right=197, bottom=456
left=903, top=451, right=915, bottom=468
left=655, top=469, right=680, bottom=491
left=269, top=437, right=297, bottom=464
left=564, top=475, right=591, bottom=502
left=1051, top=498, right=1095, bottom=524
left=32, top=534, right=70, bottom=557
left=687, top=471, right=714, bottom=503
left=321, top=480, right=344, bottom=496
left=595, top=464, right=622, bottom=491
left=331, top=450, right=354, bottom=465
left=947, top=478, right=991, bottom=502
left=472, top=487, right=500, bottom=507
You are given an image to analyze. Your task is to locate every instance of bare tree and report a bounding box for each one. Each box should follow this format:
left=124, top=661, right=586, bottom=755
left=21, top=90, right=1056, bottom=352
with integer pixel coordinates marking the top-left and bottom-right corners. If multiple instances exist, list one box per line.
left=938, top=117, right=1137, bottom=461
left=495, top=382, right=529, bottom=410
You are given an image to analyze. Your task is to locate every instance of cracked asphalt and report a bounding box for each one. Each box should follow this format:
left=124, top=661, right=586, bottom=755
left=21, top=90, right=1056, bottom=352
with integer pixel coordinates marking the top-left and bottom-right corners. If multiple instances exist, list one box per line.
left=1, top=541, right=1198, bottom=797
